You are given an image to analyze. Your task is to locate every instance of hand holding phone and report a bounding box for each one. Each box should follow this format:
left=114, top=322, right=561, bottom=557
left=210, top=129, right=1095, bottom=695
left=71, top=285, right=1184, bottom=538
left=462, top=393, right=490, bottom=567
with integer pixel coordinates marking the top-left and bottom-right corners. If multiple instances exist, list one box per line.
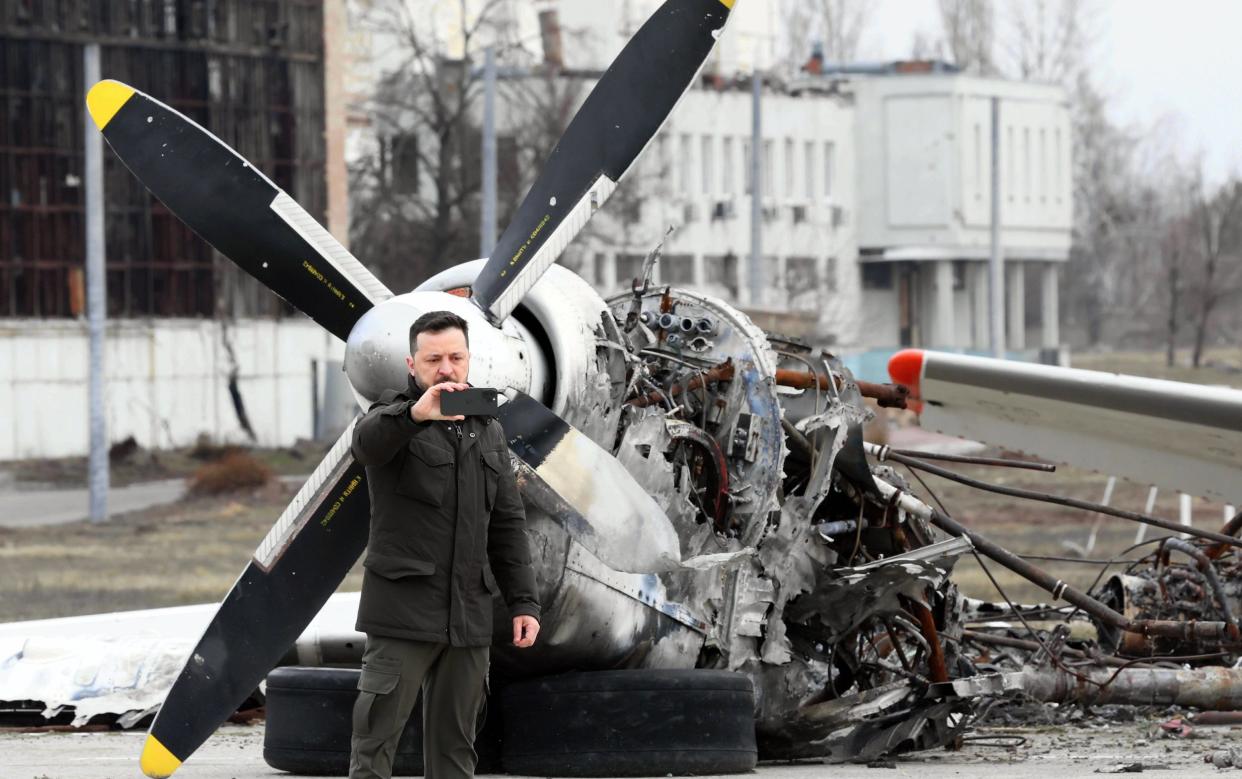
left=410, top=382, right=469, bottom=422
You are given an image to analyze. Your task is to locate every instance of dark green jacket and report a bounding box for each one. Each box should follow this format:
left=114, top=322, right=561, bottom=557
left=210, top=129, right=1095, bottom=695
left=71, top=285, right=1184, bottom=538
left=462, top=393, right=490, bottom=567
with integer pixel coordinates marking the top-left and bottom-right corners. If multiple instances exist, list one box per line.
left=351, top=375, right=540, bottom=646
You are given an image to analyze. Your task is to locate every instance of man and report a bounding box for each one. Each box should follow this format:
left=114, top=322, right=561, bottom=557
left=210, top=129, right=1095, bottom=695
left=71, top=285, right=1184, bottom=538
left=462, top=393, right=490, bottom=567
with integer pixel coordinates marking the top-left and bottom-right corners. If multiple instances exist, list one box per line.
left=348, top=310, right=541, bottom=779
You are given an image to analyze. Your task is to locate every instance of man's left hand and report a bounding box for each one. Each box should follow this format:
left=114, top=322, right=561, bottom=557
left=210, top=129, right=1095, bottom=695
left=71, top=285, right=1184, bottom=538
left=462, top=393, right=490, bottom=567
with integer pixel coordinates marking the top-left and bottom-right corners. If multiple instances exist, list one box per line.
left=512, top=615, right=540, bottom=648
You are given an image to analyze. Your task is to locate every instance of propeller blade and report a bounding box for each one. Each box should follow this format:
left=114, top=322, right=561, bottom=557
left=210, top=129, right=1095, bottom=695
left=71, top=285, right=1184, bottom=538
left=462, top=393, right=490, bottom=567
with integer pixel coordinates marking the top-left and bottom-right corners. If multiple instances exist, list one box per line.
left=86, top=80, right=391, bottom=341
left=470, top=0, right=735, bottom=325
left=139, top=422, right=370, bottom=778
left=496, top=391, right=685, bottom=572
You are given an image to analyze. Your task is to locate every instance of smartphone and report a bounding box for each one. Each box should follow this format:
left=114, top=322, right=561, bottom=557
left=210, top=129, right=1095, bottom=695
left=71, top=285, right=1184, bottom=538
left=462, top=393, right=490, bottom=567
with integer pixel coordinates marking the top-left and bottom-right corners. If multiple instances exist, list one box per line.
left=440, top=387, right=499, bottom=416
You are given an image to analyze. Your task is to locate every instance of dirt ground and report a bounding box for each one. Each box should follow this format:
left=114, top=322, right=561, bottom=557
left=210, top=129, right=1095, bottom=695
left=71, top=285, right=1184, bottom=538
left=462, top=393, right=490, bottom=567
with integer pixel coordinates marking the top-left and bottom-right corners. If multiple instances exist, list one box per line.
left=0, top=717, right=1235, bottom=778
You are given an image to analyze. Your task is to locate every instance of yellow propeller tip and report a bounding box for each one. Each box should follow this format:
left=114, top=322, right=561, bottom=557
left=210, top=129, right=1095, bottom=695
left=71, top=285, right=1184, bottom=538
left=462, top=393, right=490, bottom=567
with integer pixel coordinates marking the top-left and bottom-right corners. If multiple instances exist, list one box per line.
left=140, top=734, right=182, bottom=778
left=86, top=80, right=135, bottom=130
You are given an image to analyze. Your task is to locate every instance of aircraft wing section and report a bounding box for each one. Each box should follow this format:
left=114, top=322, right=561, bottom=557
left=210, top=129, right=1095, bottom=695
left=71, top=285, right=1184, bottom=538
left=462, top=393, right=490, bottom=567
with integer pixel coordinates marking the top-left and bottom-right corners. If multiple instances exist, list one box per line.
left=888, top=349, right=1242, bottom=503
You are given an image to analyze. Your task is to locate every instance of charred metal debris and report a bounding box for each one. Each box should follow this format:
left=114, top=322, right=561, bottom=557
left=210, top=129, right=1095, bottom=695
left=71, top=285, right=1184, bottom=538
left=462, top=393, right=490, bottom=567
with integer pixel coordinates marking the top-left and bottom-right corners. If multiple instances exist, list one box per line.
left=593, top=283, right=1242, bottom=764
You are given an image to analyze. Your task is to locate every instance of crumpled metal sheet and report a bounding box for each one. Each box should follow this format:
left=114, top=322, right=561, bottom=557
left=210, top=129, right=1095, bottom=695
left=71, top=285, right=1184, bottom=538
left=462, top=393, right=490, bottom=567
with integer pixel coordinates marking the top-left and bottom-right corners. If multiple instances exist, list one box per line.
left=786, top=537, right=971, bottom=642
left=0, top=594, right=366, bottom=725
left=0, top=636, right=192, bottom=726
left=758, top=679, right=974, bottom=762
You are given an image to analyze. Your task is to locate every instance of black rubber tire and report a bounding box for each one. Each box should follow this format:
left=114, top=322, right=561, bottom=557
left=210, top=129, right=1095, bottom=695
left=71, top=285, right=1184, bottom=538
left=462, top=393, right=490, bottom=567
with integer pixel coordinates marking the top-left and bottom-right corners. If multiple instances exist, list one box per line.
left=263, top=666, right=502, bottom=776
left=500, top=669, right=757, bottom=777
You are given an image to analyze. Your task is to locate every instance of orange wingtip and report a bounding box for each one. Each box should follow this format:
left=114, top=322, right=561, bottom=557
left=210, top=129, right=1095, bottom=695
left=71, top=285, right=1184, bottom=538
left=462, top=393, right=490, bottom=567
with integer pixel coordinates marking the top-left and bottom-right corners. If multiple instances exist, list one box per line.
left=887, top=349, right=925, bottom=414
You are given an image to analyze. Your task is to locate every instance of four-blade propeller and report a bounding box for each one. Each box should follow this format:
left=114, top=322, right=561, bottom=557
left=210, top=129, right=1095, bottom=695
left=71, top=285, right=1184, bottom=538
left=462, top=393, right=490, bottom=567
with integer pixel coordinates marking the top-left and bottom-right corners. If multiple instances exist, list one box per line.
left=86, top=1, right=736, bottom=775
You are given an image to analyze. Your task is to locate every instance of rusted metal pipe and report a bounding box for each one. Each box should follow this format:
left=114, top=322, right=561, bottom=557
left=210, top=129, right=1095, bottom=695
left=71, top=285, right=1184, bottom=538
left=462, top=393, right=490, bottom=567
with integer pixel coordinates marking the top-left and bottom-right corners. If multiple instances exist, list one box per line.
left=961, top=629, right=1150, bottom=668
left=773, top=368, right=910, bottom=409
left=1017, top=666, right=1242, bottom=709
left=906, top=599, right=950, bottom=683
left=1205, top=509, right=1242, bottom=559
left=878, top=446, right=1056, bottom=473
left=891, top=450, right=1242, bottom=551
left=627, top=359, right=734, bottom=408
left=928, top=509, right=1242, bottom=648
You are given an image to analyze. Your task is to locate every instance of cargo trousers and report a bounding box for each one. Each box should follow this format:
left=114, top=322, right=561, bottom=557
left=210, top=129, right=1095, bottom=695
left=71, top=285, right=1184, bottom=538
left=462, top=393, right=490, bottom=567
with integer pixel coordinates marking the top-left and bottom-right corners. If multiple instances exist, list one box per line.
left=348, top=634, right=489, bottom=779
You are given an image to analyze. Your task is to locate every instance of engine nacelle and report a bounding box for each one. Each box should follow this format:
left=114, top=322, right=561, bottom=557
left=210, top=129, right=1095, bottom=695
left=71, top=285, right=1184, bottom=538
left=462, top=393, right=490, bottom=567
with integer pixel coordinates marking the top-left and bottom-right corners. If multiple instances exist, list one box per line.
left=416, top=260, right=628, bottom=450
left=342, top=289, right=547, bottom=410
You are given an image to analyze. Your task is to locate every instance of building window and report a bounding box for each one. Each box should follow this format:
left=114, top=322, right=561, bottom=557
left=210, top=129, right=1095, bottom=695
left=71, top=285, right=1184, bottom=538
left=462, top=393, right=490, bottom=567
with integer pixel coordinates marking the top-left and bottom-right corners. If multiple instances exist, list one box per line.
left=1006, top=126, right=1014, bottom=202
left=823, top=141, right=835, bottom=199
left=861, top=263, right=893, bottom=290
left=664, top=254, right=695, bottom=284
left=762, top=139, right=774, bottom=197
left=700, top=135, right=713, bottom=195
left=706, top=253, right=739, bottom=299
left=826, top=256, right=837, bottom=292
left=784, top=138, right=795, bottom=199
left=1054, top=128, right=1063, bottom=203
left=785, top=257, right=817, bottom=286
left=743, top=139, right=752, bottom=195
left=722, top=136, right=735, bottom=194
left=804, top=140, right=816, bottom=200
left=1039, top=127, right=1047, bottom=203
left=786, top=257, right=818, bottom=311
left=679, top=133, right=692, bottom=195
left=617, top=253, right=646, bottom=287
left=593, top=253, right=611, bottom=287
left=655, top=134, right=669, bottom=183
left=1023, top=126, right=1031, bottom=203
left=390, top=133, right=419, bottom=195
left=973, top=122, right=982, bottom=200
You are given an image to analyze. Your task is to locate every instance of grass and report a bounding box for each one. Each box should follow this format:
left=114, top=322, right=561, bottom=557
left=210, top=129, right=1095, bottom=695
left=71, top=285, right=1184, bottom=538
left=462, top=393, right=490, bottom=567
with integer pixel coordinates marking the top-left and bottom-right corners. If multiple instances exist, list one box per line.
left=903, top=456, right=1236, bottom=604
left=1, top=453, right=1230, bottom=623
left=1072, top=346, right=1242, bottom=389
left=0, top=486, right=364, bottom=622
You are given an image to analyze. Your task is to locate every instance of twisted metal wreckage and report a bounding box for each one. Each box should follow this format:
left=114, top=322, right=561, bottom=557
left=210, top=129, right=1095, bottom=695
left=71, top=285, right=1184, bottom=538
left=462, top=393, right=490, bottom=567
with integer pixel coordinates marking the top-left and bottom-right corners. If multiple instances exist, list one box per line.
left=6, top=0, right=1242, bottom=771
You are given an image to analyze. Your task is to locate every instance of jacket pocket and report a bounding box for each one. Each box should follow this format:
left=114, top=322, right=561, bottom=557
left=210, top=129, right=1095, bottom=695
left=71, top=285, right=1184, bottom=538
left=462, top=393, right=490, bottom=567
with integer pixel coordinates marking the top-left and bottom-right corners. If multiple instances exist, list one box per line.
left=364, top=552, right=436, bottom=580
left=481, top=450, right=504, bottom=511
left=395, top=439, right=453, bottom=506
left=482, top=564, right=500, bottom=595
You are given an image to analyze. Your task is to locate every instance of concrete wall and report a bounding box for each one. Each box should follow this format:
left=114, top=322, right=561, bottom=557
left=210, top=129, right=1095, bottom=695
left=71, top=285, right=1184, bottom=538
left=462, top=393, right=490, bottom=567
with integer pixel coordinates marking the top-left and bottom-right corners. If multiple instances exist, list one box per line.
left=0, top=319, right=353, bottom=460
left=852, top=74, right=1072, bottom=261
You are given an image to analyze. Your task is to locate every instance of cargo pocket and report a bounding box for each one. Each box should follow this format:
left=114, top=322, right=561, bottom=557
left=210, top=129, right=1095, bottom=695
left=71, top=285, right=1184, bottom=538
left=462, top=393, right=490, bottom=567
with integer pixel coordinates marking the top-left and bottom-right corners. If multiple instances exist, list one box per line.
left=352, top=657, right=401, bottom=736
left=481, top=450, right=503, bottom=511
left=395, top=440, right=453, bottom=506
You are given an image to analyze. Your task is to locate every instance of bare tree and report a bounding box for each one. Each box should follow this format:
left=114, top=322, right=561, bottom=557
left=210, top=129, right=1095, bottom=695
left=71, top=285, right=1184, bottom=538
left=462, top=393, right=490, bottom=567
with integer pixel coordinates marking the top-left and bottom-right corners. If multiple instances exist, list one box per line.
left=1001, top=0, right=1099, bottom=84
left=1063, top=73, right=1138, bottom=345
left=348, top=0, right=517, bottom=292
left=937, top=0, right=994, bottom=73
left=782, top=0, right=872, bottom=67
left=1191, top=178, right=1242, bottom=367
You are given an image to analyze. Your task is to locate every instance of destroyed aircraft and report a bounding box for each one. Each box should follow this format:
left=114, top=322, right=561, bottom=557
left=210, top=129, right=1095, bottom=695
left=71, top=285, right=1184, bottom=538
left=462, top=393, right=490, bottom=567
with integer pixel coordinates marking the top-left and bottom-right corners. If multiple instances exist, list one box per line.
left=5, top=0, right=1242, bottom=774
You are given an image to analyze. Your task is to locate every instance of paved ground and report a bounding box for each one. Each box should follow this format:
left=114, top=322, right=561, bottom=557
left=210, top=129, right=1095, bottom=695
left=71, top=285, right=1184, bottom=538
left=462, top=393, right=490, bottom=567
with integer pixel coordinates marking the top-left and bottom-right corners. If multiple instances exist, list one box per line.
left=0, top=475, right=307, bottom=529
left=0, top=720, right=1232, bottom=779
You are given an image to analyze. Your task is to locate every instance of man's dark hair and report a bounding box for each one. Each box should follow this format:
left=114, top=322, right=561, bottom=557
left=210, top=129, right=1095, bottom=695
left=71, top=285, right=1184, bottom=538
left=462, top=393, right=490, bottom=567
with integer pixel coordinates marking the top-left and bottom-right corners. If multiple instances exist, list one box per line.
left=409, top=310, right=469, bottom=356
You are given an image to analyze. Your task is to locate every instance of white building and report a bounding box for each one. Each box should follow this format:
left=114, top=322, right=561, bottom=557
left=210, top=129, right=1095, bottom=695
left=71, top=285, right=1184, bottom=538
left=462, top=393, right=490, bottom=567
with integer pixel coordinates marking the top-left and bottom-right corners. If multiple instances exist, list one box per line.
left=561, top=65, right=1071, bottom=354
left=848, top=70, right=1071, bottom=353
left=570, top=80, right=859, bottom=345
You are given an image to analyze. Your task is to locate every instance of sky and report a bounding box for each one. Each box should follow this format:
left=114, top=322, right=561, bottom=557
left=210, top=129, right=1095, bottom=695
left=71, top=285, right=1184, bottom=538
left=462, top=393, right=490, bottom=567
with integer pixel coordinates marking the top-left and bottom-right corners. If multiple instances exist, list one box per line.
left=862, top=0, right=1242, bottom=185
